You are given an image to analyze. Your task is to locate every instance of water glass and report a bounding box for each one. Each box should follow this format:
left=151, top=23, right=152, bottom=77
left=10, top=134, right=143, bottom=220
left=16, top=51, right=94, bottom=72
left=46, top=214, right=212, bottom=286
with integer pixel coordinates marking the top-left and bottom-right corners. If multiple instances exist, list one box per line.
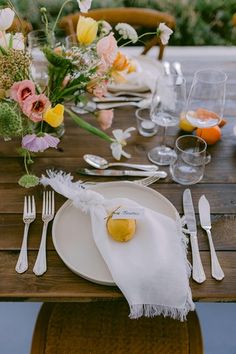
left=186, top=69, right=227, bottom=128
left=169, top=135, right=207, bottom=185
left=135, top=108, right=158, bottom=137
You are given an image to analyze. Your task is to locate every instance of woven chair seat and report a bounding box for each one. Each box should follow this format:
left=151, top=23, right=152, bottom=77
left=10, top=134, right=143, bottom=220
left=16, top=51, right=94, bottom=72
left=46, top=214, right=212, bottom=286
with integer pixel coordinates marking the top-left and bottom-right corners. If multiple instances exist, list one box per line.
left=31, top=301, right=203, bottom=354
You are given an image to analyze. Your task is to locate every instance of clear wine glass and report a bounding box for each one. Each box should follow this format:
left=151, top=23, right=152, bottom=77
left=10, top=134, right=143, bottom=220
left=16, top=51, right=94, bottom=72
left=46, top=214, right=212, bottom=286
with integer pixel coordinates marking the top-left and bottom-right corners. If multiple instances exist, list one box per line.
left=148, top=74, right=186, bottom=165
left=185, top=69, right=227, bottom=128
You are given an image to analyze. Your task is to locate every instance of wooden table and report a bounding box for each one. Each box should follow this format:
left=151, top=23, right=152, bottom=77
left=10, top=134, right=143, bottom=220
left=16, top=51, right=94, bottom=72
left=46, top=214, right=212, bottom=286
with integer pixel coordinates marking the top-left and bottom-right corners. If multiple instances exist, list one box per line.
left=1, top=49, right=236, bottom=302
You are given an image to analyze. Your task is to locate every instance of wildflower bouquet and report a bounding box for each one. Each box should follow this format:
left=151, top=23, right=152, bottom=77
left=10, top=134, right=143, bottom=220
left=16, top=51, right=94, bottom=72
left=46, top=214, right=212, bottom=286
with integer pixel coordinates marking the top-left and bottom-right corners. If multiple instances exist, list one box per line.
left=0, top=0, right=173, bottom=188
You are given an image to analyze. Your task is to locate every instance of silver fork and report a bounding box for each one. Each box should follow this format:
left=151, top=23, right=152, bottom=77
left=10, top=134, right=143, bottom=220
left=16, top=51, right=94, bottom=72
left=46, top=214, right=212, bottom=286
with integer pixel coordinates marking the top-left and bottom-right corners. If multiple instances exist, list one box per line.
left=82, top=174, right=162, bottom=188
left=15, top=196, right=36, bottom=274
left=135, top=174, right=161, bottom=186
left=33, top=191, right=55, bottom=276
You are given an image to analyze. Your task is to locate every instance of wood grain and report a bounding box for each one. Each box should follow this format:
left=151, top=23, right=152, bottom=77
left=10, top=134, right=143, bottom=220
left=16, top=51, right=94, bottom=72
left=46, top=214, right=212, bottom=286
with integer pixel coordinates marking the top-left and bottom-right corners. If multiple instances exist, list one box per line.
left=0, top=250, right=235, bottom=302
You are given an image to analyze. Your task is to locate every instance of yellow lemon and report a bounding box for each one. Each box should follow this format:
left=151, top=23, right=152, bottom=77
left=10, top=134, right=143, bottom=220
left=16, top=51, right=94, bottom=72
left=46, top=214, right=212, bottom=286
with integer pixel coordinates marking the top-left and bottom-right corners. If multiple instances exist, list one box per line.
left=179, top=113, right=195, bottom=132
left=44, top=104, right=64, bottom=128
left=77, top=16, right=98, bottom=46
left=106, top=218, right=136, bottom=242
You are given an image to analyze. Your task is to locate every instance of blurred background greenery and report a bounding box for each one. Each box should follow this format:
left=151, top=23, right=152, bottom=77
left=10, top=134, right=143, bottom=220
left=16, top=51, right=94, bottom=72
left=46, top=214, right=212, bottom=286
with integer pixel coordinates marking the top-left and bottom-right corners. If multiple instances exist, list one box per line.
left=1, top=0, right=236, bottom=45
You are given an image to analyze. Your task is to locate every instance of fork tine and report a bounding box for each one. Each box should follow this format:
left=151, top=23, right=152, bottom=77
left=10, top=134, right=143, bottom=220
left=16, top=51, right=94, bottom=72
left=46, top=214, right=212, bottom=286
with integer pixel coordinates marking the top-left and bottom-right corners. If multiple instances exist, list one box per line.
left=46, top=191, right=49, bottom=215
left=48, top=191, right=51, bottom=215
left=32, top=196, right=36, bottom=216
left=42, top=191, right=46, bottom=216
left=23, top=196, right=27, bottom=217
left=51, top=191, right=55, bottom=215
left=28, top=196, right=31, bottom=215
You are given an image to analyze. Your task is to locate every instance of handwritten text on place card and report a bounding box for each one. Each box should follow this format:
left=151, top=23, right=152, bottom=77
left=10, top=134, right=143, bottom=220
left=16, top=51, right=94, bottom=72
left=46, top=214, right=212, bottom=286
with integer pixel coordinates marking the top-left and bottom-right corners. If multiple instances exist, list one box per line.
left=112, top=207, right=144, bottom=220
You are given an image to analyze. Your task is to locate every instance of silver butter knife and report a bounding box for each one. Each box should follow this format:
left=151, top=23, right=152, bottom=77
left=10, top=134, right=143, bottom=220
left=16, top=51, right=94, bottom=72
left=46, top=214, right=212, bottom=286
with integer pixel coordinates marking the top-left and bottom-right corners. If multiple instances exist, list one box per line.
left=183, top=189, right=206, bottom=283
left=198, top=195, right=224, bottom=281
left=77, top=168, right=167, bottom=178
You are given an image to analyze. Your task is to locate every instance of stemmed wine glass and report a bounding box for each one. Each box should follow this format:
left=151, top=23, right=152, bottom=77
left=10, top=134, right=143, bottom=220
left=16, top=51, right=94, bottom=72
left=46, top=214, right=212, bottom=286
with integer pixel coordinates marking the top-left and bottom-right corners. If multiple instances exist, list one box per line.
left=148, top=74, right=186, bottom=165
left=185, top=69, right=227, bottom=128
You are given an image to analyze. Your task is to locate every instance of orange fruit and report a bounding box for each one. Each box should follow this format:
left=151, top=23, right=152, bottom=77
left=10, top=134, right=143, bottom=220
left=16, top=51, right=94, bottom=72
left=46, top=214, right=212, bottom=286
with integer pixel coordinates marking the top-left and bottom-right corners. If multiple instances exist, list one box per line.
left=195, top=126, right=221, bottom=145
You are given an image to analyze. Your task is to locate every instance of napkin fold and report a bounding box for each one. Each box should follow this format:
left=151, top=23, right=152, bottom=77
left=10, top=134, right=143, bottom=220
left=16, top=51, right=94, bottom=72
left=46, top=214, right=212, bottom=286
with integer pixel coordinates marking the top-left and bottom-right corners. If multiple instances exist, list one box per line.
left=41, top=170, right=194, bottom=320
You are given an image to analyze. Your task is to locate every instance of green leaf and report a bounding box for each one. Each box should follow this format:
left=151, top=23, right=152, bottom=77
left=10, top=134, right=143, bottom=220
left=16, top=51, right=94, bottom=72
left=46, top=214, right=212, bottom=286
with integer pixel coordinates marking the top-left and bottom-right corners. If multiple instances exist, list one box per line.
left=43, top=46, right=73, bottom=69
left=65, top=108, right=113, bottom=143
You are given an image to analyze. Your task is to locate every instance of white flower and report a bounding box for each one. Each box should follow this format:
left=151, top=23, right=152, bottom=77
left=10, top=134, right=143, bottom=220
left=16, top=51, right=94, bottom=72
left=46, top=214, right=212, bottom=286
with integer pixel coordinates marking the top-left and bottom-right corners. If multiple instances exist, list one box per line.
left=115, top=23, right=138, bottom=43
left=77, top=0, right=92, bottom=13
left=0, top=32, right=24, bottom=50
left=99, top=20, right=112, bottom=36
left=0, top=8, right=15, bottom=31
left=110, top=127, right=136, bottom=160
left=158, top=23, right=173, bottom=45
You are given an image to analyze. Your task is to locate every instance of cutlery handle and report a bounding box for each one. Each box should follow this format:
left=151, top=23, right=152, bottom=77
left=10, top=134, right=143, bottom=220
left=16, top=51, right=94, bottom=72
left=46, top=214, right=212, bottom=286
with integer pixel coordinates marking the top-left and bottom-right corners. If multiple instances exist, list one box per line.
left=96, top=102, right=137, bottom=109
left=190, top=233, right=206, bottom=283
left=15, top=223, right=30, bottom=274
left=206, top=229, right=224, bottom=281
left=33, top=222, right=48, bottom=276
left=124, top=170, right=167, bottom=178
left=108, top=163, right=158, bottom=171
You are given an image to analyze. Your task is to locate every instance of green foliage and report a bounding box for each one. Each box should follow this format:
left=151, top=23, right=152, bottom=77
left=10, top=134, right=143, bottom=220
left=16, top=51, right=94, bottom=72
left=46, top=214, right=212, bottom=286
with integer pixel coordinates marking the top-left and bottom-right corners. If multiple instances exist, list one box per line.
left=11, top=0, right=236, bottom=45
left=0, top=102, right=23, bottom=138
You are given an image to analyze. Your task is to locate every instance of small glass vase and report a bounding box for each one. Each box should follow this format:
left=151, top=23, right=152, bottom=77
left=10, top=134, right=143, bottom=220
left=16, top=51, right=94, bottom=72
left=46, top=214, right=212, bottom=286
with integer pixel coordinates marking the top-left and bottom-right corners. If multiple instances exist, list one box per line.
left=27, top=30, right=55, bottom=90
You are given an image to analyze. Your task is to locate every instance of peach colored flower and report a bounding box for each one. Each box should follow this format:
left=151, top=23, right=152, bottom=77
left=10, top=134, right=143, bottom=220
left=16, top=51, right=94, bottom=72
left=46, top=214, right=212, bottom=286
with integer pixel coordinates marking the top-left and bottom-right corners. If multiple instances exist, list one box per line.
left=96, top=32, right=118, bottom=66
left=96, top=109, right=114, bottom=130
left=10, top=80, right=35, bottom=106
left=22, top=94, right=51, bottom=122
left=87, top=79, right=108, bottom=98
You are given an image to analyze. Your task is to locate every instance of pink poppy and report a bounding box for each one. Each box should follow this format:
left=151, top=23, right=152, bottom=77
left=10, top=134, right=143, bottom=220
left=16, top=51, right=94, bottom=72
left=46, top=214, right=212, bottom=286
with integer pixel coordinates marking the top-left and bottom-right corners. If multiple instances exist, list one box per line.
left=96, top=32, right=118, bottom=66
left=96, top=109, right=114, bottom=130
left=22, top=133, right=60, bottom=152
left=10, top=80, right=35, bottom=106
left=22, top=94, right=51, bottom=122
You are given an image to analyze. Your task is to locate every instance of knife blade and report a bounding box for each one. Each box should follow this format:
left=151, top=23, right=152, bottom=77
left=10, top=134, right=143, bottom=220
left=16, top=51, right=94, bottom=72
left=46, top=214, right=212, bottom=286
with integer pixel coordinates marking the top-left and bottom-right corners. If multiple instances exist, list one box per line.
left=198, top=195, right=224, bottom=280
left=183, top=189, right=206, bottom=283
left=77, top=168, right=167, bottom=178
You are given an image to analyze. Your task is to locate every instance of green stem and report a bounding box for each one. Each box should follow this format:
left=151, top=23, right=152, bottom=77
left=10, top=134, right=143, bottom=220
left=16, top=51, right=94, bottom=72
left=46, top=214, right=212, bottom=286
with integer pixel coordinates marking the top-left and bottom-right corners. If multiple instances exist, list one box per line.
left=120, top=31, right=157, bottom=48
left=24, top=152, right=29, bottom=175
left=52, top=0, right=73, bottom=33
left=65, top=108, right=113, bottom=143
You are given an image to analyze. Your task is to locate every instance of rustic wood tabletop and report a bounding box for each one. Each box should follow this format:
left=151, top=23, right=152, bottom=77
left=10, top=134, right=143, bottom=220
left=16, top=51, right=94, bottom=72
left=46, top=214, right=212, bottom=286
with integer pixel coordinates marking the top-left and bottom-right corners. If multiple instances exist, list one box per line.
left=0, top=49, right=236, bottom=302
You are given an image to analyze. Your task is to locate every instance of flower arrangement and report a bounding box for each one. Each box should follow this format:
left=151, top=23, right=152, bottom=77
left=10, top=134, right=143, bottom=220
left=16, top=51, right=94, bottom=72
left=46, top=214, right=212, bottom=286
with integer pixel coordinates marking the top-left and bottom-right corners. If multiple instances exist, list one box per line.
left=0, top=0, right=173, bottom=188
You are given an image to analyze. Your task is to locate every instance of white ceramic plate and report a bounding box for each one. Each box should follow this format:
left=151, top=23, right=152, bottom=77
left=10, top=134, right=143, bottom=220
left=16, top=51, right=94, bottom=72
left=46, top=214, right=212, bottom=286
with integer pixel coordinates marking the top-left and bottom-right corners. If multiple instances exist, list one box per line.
left=52, top=182, right=177, bottom=286
left=108, top=55, right=163, bottom=93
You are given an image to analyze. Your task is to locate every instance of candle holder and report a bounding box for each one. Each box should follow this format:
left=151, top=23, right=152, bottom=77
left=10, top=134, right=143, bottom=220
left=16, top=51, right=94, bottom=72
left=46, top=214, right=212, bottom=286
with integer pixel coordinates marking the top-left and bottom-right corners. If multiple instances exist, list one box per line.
left=135, top=108, right=158, bottom=137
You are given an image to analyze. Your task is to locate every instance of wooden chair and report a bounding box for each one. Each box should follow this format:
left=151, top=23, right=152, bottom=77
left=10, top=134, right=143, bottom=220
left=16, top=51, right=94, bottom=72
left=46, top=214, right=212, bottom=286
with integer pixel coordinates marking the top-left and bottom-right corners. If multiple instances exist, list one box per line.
left=30, top=301, right=203, bottom=354
left=9, top=18, right=32, bottom=35
left=59, top=8, right=176, bottom=60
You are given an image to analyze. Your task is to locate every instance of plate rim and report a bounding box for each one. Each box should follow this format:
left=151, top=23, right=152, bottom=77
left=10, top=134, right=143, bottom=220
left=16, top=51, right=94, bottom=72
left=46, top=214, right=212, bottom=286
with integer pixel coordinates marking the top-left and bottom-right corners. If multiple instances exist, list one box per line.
left=52, top=181, right=177, bottom=286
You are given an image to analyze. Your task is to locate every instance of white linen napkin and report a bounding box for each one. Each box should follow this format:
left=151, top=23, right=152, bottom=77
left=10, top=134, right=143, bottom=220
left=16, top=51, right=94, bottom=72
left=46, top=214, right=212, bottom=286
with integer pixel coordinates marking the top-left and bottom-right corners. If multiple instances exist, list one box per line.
left=41, top=171, right=194, bottom=320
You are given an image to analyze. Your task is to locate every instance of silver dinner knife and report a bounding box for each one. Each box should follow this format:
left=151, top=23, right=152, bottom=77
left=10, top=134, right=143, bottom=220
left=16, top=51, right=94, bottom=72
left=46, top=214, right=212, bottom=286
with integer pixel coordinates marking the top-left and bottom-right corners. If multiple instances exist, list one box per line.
left=183, top=189, right=206, bottom=283
left=198, top=195, right=224, bottom=281
left=77, top=168, right=167, bottom=178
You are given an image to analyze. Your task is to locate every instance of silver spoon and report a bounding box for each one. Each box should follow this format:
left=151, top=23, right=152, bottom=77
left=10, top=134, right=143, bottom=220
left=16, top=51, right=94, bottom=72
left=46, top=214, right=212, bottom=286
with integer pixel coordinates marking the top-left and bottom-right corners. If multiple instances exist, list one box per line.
left=83, top=154, right=159, bottom=171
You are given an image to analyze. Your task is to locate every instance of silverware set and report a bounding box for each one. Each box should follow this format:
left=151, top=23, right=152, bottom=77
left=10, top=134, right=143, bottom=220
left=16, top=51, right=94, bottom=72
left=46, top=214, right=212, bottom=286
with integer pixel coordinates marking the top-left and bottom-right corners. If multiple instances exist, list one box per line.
left=183, top=188, right=224, bottom=283
left=78, top=154, right=167, bottom=181
left=15, top=191, right=55, bottom=276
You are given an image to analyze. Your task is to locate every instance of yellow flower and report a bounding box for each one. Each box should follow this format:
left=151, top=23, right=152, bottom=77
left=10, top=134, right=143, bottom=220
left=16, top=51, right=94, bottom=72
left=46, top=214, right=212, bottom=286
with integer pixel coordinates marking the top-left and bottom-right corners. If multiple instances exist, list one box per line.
left=43, top=104, right=64, bottom=128
left=76, top=16, right=98, bottom=46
